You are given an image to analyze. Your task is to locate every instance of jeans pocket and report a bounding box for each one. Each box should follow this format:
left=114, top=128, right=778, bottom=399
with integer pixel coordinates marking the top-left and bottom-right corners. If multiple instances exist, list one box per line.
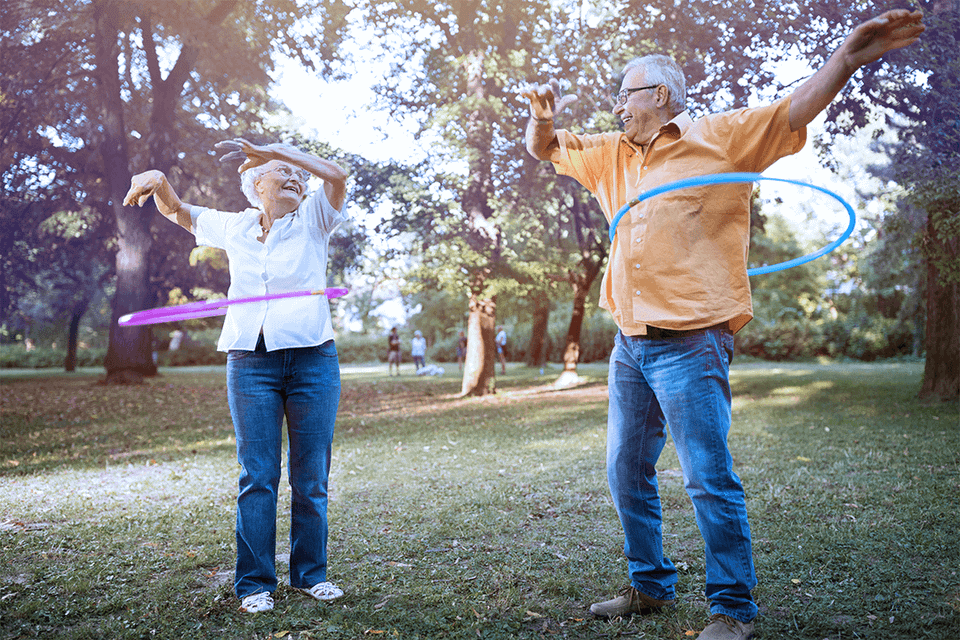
left=313, top=340, right=338, bottom=358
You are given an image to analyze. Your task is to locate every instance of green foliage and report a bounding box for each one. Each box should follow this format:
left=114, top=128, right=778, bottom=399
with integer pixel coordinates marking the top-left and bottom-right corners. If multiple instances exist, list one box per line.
left=0, top=344, right=106, bottom=369
left=155, top=346, right=226, bottom=368
left=510, top=310, right=618, bottom=364
left=334, top=333, right=391, bottom=364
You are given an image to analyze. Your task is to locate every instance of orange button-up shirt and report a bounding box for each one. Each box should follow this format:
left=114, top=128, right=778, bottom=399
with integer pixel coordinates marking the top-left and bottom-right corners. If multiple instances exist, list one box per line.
left=553, top=97, right=805, bottom=335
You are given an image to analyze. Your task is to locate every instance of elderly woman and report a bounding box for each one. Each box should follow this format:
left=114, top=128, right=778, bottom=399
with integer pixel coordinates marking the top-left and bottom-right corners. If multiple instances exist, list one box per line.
left=124, top=139, right=349, bottom=614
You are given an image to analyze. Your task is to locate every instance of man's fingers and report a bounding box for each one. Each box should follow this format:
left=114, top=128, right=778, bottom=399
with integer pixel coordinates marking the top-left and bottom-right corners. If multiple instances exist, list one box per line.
left=557, top=94, right=578, bottom=110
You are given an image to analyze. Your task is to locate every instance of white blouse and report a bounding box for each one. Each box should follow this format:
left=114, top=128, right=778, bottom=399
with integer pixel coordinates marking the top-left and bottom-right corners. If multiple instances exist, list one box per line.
left=190, top=187, right=347, bottom=352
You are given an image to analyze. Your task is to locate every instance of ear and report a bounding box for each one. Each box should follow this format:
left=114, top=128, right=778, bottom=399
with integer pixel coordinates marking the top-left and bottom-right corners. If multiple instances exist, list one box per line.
left=655, top=85, right=670, bottom=109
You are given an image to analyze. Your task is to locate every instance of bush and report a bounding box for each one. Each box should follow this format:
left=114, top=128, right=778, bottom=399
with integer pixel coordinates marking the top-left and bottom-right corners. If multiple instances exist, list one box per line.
left=334, top=333, right=390, bottom=363
left=0, top=344, right=107, bottom=369
left=156, top=345, right=226, bottom=367
left=509, top=313, right=617, bottom=365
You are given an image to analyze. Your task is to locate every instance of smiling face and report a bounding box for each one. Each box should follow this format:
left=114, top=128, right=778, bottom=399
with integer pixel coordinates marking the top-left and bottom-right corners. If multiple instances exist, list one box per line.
left=613, top=66, right=672, bottom=146
left=254, top=160, right=308, bottom=215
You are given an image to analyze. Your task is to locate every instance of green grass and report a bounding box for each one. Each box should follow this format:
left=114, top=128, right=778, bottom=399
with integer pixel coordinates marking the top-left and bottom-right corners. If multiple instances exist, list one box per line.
left=0, top=361, right=957, bottom=639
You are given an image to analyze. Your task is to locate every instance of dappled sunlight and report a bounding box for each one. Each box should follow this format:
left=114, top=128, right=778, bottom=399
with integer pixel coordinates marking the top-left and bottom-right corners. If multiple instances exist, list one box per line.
left=0, top=453, right=236, bottom=526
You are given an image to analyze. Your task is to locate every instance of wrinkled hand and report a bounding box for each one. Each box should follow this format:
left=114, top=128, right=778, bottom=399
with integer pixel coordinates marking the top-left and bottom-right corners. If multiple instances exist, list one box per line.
left=521, top=78, right=578, bottom=120
left=123, top=170, right=165, bottom=207
left=843, top=9, right=924, bottom=70
left=214, top=138, right=274, bottom=173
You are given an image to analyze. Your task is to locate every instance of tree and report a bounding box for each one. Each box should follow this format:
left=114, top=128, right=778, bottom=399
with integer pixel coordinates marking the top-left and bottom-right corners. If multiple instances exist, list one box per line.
left=339, top=0, right=558, bottom=395
left=819, top=0, right=958, bottom=400
left=3, top=0, right=351, bottom=382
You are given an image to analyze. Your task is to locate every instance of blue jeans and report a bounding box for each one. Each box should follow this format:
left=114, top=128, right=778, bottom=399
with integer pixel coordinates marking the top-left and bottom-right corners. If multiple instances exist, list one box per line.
left=606, top=328, right=757, bottom=623
left=226, top=336, right=340, bottom=598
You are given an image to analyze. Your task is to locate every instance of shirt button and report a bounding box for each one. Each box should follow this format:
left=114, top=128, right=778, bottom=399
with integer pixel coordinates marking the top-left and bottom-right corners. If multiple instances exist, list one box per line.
left=635, top=290, right=642, bottom=296
left=635, top=264, right=641, bottom=269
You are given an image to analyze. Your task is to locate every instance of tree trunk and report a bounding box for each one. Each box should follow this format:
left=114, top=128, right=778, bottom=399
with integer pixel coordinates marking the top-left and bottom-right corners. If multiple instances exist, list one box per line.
left=95, top=0, right=156, bottom=383
left=461, top=295, right=497, bottom=396
left=457, top=43, right=500, bottom=397
left=526, top=293, right=549, bottom=367
left=919, top=248, right=960, bottom=403
left=64, top=297, right=89, bottom=373
left=562, top=282, right=589, bottom=372
left=557, top=192, right=606, bottom=383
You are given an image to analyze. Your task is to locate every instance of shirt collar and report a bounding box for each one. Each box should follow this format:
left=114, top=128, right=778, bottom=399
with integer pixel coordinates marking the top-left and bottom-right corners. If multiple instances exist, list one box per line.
left=621, top=110, right=694, bottom=153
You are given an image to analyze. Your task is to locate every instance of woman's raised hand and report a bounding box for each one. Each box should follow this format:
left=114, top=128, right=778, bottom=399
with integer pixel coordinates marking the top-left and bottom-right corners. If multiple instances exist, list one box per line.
left=123, top=170, right=166, bottom=207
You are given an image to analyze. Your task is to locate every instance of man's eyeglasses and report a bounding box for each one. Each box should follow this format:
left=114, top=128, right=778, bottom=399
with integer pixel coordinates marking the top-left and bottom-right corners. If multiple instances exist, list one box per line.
left=615, top=84, right=660, bottom=107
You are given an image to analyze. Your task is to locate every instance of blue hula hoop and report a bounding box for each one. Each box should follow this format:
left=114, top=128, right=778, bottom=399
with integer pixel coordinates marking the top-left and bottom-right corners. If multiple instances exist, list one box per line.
left=608, top=172, right=856, bottom=276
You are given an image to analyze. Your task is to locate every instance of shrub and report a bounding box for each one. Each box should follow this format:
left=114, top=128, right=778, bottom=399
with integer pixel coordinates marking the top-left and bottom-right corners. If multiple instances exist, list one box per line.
left=0, top=344, right=107, bottom=369
left=335, top=333, right=389, bottom=363
left=156, top=345, right=226, bottom=367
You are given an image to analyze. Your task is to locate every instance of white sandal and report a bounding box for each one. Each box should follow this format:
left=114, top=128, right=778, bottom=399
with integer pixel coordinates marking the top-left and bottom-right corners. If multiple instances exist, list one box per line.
left=299, top=581, right=344, bottom=601
left=240, top=591, right=274, bottom=613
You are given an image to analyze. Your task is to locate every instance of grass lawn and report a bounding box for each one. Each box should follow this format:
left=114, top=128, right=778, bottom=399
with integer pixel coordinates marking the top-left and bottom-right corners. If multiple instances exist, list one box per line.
left=0, top=360, right=957, bottom=639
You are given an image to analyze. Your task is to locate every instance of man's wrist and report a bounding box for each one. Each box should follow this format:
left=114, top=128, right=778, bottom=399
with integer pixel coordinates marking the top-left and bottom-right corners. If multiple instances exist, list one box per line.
left=534, top=116, right=554, bottom=124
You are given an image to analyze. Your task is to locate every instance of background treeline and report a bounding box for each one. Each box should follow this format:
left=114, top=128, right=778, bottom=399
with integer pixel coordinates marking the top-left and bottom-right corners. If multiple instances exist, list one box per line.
left=2, top=0, right=955, bottom=399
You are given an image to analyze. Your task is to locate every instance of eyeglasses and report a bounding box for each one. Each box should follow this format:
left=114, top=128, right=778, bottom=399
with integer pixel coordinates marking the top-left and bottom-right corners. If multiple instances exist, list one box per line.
left=272, top=164, right=308, bottom=182
left=615, top=84, right=660, bottom=107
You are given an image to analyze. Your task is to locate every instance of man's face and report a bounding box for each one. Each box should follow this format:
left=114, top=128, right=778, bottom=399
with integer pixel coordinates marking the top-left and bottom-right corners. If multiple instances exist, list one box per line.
left=613, top=67, right=663, bottom=146
left=255, top=160, right=307, bottom=212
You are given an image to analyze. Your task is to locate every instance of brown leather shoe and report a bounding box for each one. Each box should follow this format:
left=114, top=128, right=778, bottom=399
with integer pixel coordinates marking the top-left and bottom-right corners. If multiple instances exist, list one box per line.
left=589, top=585, right=674, bottom=618
left=696, top=613, right=756, bottom=639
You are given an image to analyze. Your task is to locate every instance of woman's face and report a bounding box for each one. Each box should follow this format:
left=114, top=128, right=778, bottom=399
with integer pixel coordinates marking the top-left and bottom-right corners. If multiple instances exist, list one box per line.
left=255, top=160, right=307, bottom=214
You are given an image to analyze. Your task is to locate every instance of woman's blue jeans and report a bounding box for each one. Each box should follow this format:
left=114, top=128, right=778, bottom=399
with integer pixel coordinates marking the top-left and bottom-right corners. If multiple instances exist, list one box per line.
left=606, top=328, right=757, bottom=623
left=226, top=336, right=340, bottom=598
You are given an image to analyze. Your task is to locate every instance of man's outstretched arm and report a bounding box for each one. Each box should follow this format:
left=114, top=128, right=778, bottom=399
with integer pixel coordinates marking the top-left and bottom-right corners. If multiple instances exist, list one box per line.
left=789, top=9, right=925, bottom=131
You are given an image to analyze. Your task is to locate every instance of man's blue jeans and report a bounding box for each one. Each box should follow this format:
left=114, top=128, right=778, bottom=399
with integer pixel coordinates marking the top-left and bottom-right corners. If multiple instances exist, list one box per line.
left=606, top=328, right=757, bottom=623
left=226, top=336, right=340, bottom=598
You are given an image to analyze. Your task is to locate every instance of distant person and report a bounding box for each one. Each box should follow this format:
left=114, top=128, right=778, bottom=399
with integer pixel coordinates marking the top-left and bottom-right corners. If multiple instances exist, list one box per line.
left=495, top=326, right=507, bottom=374
left=522, top=10, right=923, bottom=639
left=456, top=330, right=467, bottom=370
left=388, top=326, right=401, bottom=376
left=411, top=330, right=426, bottom=371
left=123, top=137, right=349, bottom=614
left=169, top=329, right=185, bottom=351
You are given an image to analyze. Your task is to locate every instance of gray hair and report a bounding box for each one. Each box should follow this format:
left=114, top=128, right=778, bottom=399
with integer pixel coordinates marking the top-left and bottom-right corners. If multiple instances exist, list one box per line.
left=623, top=54, right=686, bottom=115
left=240, top=163, right=272, bottom=210
left=238, top=144, right=309, bottom=209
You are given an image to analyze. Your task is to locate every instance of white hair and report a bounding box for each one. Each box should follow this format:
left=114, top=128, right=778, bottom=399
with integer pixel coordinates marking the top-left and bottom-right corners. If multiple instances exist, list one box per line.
left=623, top=54, right=686, bottom=115
left=238, top=144, right=309, bottom=209
left=239, top=163, right=272, bottom=210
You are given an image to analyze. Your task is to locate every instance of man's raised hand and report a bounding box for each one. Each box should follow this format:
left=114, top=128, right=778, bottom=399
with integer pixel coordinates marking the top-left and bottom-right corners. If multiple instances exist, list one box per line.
left=841, top=9, right=924, bottom=71
left=522, top=78, right=578, bottom=120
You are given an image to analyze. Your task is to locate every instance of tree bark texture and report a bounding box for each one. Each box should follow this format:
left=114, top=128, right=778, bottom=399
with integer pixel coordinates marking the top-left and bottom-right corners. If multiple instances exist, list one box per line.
left=919, top=228, right=960, bottom=403
left=526, top=293, right=549, bottom=367
left=461, top=296, right=497, bottom=397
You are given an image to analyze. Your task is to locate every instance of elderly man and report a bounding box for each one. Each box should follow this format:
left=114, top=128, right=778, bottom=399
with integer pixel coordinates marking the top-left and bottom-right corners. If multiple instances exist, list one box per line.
left=522, top=10, right=923, bottom=640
